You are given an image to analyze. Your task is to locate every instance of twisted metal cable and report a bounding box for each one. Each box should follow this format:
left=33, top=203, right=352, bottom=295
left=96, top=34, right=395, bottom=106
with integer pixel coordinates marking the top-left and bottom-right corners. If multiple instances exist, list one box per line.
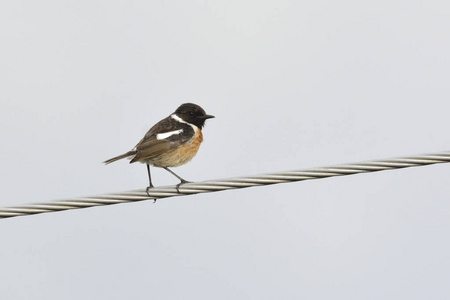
left=1, top=151, right=450, bottom=219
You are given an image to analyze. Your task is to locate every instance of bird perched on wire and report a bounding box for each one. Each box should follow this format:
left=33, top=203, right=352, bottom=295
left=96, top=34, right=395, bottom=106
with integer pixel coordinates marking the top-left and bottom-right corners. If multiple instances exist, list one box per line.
left=104, top=103, right=214, bottom=194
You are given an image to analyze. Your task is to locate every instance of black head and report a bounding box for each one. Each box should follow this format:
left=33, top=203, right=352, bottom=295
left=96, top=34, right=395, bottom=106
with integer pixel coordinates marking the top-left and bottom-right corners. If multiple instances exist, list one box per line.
left=174, top=103, right=214, bottom=128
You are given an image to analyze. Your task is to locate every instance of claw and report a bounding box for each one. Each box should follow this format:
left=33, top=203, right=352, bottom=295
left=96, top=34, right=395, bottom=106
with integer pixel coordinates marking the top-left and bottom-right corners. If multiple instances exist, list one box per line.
left=146, top=185, right=157, bottom=203
left=175, top=180, right=191, bottom=193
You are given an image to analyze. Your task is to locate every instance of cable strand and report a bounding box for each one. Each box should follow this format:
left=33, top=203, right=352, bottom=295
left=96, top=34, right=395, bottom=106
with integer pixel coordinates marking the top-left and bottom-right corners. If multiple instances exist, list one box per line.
left=1, top=151, right=449, bottom=219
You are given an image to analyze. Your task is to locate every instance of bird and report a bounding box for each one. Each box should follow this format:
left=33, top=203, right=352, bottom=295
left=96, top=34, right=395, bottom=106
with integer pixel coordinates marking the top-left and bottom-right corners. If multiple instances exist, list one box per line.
left=104, top=103, right=214, bottom=194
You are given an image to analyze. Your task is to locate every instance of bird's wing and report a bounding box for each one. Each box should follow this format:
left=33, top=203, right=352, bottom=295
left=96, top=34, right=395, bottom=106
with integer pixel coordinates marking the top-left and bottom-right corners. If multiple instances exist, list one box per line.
left=130, top=116, right=192, bottom=163
left=130, top=137, right=174, bottom=163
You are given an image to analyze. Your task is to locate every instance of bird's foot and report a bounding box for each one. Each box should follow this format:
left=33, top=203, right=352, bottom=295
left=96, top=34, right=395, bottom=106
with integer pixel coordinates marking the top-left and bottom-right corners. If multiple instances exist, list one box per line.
left=175, top=179, right=191, bottom=193
left=146, top=185, right=157, bottom=203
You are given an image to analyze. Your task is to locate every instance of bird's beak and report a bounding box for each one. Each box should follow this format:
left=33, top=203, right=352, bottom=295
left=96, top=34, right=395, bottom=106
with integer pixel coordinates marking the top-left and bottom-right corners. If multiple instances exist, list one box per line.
left=198, top=114, right=215, bottom=119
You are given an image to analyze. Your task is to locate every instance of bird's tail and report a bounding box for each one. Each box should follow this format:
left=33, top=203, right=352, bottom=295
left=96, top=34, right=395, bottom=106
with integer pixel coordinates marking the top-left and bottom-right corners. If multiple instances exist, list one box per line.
left=103, top=150, right=137, bottom=164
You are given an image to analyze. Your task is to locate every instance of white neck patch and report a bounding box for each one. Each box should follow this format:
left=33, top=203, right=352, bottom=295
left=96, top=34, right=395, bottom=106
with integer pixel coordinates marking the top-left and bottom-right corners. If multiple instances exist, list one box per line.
left=156, top=129, right=183, bottom=140
left=171, top=114, right=199, bottom=131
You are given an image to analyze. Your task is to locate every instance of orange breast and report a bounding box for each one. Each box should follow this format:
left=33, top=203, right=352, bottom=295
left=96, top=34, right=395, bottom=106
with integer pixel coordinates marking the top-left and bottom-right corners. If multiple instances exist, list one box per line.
left=151, top=129, right=203, bottom=167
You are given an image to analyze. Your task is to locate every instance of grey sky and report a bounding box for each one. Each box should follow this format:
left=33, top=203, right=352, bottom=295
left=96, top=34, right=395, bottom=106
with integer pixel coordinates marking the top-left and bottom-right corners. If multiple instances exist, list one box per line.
left=1, top=1, right=450, bottom=299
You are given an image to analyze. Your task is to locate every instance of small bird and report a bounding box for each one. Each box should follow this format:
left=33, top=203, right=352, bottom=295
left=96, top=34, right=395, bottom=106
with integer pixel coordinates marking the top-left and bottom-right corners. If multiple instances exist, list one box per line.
left=104, top=103, right=214, bottom=193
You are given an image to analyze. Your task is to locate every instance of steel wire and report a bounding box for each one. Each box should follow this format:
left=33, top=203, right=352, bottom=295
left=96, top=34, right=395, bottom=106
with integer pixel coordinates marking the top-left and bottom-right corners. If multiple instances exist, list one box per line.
left=1, top=151, right=449, bottom=219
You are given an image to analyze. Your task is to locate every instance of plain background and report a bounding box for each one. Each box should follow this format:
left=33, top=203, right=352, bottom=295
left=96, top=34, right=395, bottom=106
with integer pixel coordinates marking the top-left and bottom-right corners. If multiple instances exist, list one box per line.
left=1, top=1, right=450, bottom=299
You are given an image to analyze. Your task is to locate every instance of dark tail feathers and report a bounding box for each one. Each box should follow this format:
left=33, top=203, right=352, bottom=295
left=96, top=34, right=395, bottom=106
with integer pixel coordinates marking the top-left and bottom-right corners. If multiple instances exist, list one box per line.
left=103, top=150, right=137, bottom=164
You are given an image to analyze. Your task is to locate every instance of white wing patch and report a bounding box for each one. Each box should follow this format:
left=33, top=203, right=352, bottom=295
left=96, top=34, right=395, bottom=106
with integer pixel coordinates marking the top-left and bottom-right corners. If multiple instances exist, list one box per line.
left=156, top=129, right=183, bottom=140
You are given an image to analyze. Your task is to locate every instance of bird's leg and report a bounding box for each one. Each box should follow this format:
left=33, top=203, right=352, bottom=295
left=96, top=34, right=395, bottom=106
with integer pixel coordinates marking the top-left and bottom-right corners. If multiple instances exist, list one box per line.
left=146, top=164, right=156, bottom=202
left=163, top=167, right=191, bottom=192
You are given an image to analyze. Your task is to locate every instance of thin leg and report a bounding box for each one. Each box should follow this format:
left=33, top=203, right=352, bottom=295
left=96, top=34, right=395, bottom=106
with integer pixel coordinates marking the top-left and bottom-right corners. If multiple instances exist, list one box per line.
left=146, top=164, right=154, bottom=187
left=146, top=164, right=156, bottom=201
left=163, top=167, right=191, bottom=192
left=163, top=167, right=189, bottom=182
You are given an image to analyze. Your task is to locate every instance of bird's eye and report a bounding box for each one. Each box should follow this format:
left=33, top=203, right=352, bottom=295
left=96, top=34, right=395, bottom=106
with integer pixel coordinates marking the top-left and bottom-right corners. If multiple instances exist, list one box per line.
left=189, top=112, right=195, bottom=116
